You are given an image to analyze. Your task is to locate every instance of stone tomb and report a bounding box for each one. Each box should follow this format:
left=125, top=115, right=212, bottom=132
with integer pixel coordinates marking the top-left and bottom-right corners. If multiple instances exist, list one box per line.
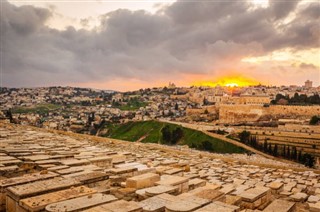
left=187, top=184, right=223, bottom=201
left=145, top=185, right=179, bottom=197
left=108, top=167, right=138, bottom=178
left=238, top=187, right=271, bottom=210
left=115, top=162, right=156, bottom=175
left=268, top=182, right=284, bottom=194
left=263, top=199, right=295, bottom=212
left=165, top=195, right=211, bottom=212
left=6, top=178, right=81, bottom=212
left=63, top=171, right=109, bottom=187
left=139, top=193, right=176, bottom=212
left=126, top=173, right=160, bottom=189
left=45, top=193, right=117, bottom=212
left=195, top=201, right=240, bottom=212
left=54, top=165, right=102, bottom=175
left=155, top=175, right=189, bottom=194
left=88, top=156, right=112, bottom=168
left=0, top=172, right=58, bottom=211
left=83, top=199, right=142, bottom=212
left=188, top=178, right=206, bottom=190
left=19, top=186, right=96, bottom=211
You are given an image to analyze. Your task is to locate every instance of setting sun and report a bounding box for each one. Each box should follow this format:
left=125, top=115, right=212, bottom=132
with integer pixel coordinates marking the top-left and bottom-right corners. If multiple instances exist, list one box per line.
left=192, top=75, right=260, bottom=87
left=225, top=83, right=239, bottom=87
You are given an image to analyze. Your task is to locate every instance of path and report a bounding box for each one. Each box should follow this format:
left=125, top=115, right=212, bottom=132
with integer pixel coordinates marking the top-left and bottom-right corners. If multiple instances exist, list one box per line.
left=158, top=119, right=297, bottom=163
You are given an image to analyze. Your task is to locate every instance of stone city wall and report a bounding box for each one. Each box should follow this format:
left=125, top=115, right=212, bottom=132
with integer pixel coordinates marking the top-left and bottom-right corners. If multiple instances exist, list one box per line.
left=170, top=94, right=189, bottom=101
left=186, top=106, right=218, bottom=116
left=218, top=105, right=320, bottom=124
left=278, top=124, right=320, bottom=133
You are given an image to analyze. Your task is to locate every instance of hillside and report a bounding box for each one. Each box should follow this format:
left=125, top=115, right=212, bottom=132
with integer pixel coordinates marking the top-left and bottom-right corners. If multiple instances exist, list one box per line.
left=102, top=120, right=246, bottom=154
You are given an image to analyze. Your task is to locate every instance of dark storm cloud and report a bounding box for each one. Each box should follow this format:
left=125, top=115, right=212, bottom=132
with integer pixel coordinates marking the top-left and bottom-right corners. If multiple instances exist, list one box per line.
left=1, top=2, right=51, bottom=35
left=269, top=0, right=301, bottom=20
left=165, top=1, right=249, bottom=25
left=1, top=0, right=319, bottom=87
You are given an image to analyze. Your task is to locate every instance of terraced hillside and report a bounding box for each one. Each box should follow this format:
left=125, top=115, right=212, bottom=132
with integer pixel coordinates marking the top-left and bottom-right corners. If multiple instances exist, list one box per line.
left=233, top=127, right=320, bottom=165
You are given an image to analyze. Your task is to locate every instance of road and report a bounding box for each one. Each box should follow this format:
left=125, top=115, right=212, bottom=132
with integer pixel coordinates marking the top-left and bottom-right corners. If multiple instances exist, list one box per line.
left=158, top=119, right=282, bottom=160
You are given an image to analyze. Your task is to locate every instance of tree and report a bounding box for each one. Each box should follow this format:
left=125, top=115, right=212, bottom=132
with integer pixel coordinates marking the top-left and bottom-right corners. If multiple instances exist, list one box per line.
left=201, top=140, right=213, bottom=151
left=6, top=109, right=13, bottom=123
left=248, top=135, right=257, bottom=148
left=174, top=103, right=179, bottom=110
left=298, top=150, right=302, bottom=162
left=301, top=153, right=315, bottom=168
left=282, top=145, right=286, bottom=158
left=172, top=128, right=183, bottom=144
left=87, top=112, right=95, bottom=126
left=310, top=116, right=320, bottom=125
left=268, top=143, right=272, bottom=154
left=286, top=146, right=291, bottom=159
left=263, top=140, right=268, bottom=152
left=277, top=98, right=288, bottom=105
left=161, top=126, right=183, bottom=145
left=275, top=94, right=287, bottom=102
left=292, top=146, right=297, bottom=161
left=161, top=125, right=171, bottom=144
left=252, top=136, right=257, bottom=148
left=203, top=98, right=209, bottom=105
left=291, top=93, right=300, bottom=104
left=239, top=131, right=251, bottom=144
left=273, top=144, right=278, bottom=157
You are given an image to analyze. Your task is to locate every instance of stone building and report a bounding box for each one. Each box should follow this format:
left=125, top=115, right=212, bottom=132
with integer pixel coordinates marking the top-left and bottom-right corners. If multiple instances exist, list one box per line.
left=305, top=80, right=313, bottom=88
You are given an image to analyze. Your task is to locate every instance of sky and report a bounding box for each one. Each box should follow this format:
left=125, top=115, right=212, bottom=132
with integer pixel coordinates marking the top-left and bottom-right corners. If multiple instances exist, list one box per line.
left=1, top=0, right=320, bottom=91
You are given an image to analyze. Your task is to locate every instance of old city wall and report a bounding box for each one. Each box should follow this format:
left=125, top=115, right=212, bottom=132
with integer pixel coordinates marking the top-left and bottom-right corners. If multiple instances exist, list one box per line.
left=218, top=105, right=320, bottom=124
left=278, top=124, right=320, bottom=133
left=170, top=94, right=189, bottom=101
left=186, top=106, right=218, bottom=116
left=218, top=105, right=263, bottom=124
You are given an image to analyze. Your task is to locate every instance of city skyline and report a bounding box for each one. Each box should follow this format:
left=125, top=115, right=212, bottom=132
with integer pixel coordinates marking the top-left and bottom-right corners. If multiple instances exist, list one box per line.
left=1, top=0, right=320, bottom=91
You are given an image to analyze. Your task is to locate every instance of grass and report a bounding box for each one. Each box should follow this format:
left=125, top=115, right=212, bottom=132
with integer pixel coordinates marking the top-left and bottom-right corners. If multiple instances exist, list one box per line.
left=12, top=103, right=61, bottom=115
left=117, top=102, right=148, bottom=110
left=114, top=98, right=148, bottom=111
left=117, top=102, right=148, bottom=111
left=103, top=120, right=245, bottom=154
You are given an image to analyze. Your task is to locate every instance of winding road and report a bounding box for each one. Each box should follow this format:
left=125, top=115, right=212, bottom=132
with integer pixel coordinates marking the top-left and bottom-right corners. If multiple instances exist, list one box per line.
left=158, top=119, right=293, bottom=161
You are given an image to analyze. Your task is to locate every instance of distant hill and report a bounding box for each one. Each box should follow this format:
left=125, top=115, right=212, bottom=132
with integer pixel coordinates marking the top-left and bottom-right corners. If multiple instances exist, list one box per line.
left=102, top=120, right=246, bottom=154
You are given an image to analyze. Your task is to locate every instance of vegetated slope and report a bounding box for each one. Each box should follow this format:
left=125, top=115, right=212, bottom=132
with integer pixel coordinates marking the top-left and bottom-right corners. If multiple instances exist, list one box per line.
left=12, top=103, right=61, bottom=115
left=103, top=120, right=245, bottom=154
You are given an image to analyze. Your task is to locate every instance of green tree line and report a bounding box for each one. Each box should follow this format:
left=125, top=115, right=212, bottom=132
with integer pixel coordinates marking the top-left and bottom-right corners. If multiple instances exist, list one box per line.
left=271, top=93, right=320, bottom=105
left=238, top=130, right=316, bottom=168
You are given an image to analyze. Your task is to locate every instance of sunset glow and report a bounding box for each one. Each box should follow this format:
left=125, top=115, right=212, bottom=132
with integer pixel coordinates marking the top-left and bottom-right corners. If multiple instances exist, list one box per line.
left=192, top=75, right=260, bottom=88
left=225, top=83, right=239, bottom=87
left=2, top=0, right=320, bottom=89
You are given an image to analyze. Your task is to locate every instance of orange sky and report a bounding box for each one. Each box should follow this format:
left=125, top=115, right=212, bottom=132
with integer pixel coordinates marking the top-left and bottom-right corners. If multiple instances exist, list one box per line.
left=3, top=0, right=319, bottom=91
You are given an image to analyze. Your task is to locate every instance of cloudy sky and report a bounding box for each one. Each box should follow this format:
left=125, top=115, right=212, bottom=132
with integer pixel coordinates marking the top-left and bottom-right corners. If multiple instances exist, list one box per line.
left=1, top=0, right=319, bottom=91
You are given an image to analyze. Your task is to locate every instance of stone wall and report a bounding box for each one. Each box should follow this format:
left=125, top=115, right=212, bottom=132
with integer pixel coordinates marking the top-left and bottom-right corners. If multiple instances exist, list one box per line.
left=170, top=94, right=189, bottom=101
left=278, top=124, right=320, bottom=133
left=186, top=106, right=218, bottom=116
left=218, top=105, right=320, bottom=124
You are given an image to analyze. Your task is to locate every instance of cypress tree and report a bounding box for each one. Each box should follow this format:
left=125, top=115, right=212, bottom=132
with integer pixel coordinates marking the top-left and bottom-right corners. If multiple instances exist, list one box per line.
left=292, top=146, right=297, bottom=161
left=298, top=150, right=302, bottom=162
left=282, top=145, right=286, bottom=157
left=263, top=140, right=268, bottom=152
left=268, top=143, right=272, bottom=154
left=273, top=144, right=278, bottom=157
left=302, top=153, right=315, bottom=168
left=287, top=146, right=291, bottom=159
left=253, top=136, right=257, bottom=148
